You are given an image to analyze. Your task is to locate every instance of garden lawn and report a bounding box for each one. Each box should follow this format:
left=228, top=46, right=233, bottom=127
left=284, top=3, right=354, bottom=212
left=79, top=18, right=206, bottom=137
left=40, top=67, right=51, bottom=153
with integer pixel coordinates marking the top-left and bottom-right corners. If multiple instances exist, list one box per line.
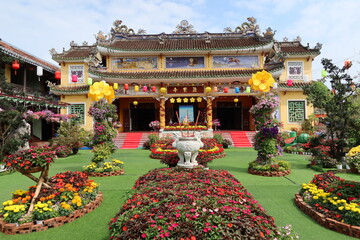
left=0, top=148, right=359, bottom=240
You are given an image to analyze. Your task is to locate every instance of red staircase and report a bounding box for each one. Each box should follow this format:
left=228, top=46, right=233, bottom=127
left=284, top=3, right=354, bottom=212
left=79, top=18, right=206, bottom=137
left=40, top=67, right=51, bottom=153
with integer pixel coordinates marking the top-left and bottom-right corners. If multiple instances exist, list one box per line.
left=229, top=131, right=254, bottom=147
left=117, top=132, right=144, bottom=149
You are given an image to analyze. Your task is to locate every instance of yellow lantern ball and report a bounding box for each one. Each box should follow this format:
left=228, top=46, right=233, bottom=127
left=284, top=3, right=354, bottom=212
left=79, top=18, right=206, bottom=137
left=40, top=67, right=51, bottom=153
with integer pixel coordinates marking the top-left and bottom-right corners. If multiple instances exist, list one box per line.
left=160, top=87, right=167, bottom=93
left=133, top=101, right=138, bottom=106
left=205, top=86, right=212, bottom=93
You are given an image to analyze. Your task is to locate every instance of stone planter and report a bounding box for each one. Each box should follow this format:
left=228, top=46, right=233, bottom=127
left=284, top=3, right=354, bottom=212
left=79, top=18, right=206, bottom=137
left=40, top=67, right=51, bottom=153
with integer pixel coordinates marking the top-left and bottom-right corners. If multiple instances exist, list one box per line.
left=172, top=132, right=204, bottom=168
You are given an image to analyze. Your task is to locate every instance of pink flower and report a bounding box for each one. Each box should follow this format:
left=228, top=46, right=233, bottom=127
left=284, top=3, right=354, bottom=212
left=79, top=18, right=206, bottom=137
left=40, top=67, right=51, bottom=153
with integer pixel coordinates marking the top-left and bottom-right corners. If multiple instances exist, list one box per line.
left=141, top=233, right=147, bottom=238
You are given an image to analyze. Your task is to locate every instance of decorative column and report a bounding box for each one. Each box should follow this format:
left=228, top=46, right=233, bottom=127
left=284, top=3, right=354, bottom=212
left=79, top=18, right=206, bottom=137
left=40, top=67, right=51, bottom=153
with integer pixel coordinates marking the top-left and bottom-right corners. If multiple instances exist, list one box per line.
left=159, top=97, right=166, bottom=129
left=206, top=96, right=213, bottom=129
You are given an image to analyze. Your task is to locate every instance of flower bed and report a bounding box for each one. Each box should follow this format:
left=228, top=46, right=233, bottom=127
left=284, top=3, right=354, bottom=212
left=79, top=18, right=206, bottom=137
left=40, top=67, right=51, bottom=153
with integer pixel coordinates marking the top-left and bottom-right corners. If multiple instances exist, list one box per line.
left=248, top=160, right=291, bottom=177
left=0, top=171, right=100, bottom=234
left=296, top=172, right=360, bottom=237
left=87, top=169, right=124, bottom=177
left=108, top=168, right=295, bottom=239
left=83, top=159, right=124, bottom=177
left=248, top=168, right=291, bottom=177
left=0, top=192, right=103, bottom=235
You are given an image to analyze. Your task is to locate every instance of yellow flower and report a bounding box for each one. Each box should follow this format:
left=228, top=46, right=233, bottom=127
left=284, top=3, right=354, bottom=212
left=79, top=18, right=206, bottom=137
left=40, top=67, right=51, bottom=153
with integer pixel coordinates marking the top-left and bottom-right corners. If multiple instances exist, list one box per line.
left=248, top=70, right=275, bottom=92
left=338, top=206, right=344, bottom=210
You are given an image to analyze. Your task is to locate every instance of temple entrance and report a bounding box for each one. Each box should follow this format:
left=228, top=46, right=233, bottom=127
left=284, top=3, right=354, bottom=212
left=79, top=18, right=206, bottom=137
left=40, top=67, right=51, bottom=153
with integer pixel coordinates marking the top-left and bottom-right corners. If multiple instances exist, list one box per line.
left=215, top=102, right=242, bottom=130
left=130, top=103, right=156, bottom=131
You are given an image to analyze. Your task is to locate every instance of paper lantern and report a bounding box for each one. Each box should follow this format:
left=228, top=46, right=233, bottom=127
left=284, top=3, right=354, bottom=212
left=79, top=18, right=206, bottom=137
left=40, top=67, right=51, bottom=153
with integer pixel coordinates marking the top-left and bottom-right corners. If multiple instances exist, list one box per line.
left=321, top=69, right=328, bottom=78
left=113, top=83, right=118, bottom=90
left=55, top=71, right=61, bottom=80
left=87, top=78, right=93, bottom=86
left=37, top=66, right=43, bottom=76
left=287, top=79, right=293, bottom=86
left=235, top=87, right=240, bottom=93
left=12, top=60, right=20, bottom=70
left=134, top=85, right=139, bottom=92
left=72, top=75, right=78, bottom=83
left=213, top=86, right=218, bottom=92
left=344, top=60, right=352, bottom=69
left=224, top=87, right=228, bottom=93
left=151, top=86, right=156, bottom=92
left=160, top=87, right=167, bottom=93
left=272, top=83, right=278, bottom=89
left=124, top=84, right=129, bottom=90
left=143, top=86, right=148, bottom=92
left=245, top=86, right=251, bottom=93
left=205, top=86, right=212, bottom=93
left=234, top=98, right=239, bottom=103
left=133, top=101, right=138, bottom=106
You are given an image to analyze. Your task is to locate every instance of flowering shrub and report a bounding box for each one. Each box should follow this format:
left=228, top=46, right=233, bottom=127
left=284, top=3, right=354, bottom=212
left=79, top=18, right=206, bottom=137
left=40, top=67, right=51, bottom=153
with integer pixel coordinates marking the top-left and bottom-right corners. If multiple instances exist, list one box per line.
left=299, top=172, right=360, bottom=226
left=109, top=168, right=288, bottom=239
left=0, top=171, right=99, bottom=223
left=149, top=120, right=160, bottom=131
left=23, top=110, right=78, bottom=123
left=53, top=145, right=73, bottom=158
left=249, top=93, right=286, bottom=170
left=249, top=160, right=290, bottom=172
left=83, top=159, right=124, bottom=173
left=88, top=99, right=117, bottom=122
left=345, top=145, right=360, bottom=171
left=3, top=146, right=56, bottom=170
left=93, top=121, right=117, bottom=145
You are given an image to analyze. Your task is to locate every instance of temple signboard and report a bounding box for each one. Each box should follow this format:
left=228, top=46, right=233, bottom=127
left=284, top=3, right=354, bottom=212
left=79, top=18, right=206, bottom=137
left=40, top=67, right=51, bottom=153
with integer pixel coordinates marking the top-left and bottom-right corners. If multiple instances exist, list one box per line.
left=167, top=86, right=204, bottom=94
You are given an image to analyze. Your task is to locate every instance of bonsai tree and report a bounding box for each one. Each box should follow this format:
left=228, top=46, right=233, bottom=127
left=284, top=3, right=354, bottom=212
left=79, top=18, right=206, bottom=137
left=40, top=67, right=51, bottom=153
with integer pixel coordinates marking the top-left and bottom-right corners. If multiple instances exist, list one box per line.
left=303, top=58, right=360, bottom=164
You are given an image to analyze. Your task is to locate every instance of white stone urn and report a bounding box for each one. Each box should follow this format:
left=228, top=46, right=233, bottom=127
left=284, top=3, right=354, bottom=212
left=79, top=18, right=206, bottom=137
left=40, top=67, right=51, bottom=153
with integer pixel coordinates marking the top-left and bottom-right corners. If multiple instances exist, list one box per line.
left=172, top=132, right=204, bottom=168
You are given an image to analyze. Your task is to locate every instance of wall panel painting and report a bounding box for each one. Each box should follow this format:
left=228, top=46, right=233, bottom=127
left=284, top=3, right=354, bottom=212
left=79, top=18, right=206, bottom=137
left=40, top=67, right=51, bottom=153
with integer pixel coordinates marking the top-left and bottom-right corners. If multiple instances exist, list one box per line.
left=166, top=57, right=204, bottom=69
left=212, top=56, right=259, bottom=68
left=112, top=57, right=158, bottom=70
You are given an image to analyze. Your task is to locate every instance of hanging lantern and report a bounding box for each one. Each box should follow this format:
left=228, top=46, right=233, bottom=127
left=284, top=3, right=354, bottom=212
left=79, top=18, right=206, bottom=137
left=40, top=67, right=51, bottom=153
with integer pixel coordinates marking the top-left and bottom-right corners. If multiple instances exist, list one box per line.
left=160, top=87, right=167, bottom=93
left=234, top=98, right=239, bottom=103
left=134, top=85, right=139, bottom=92
left=113, top=83, right=118, bottom=90
left=55, top=71, right=61, bottom=80
left=124, top=84, right=129, bottom=90
left=205, top=86, right=212, bottom=93
left=133, top=101, right=138, bottom=106
left=143, top=86, right=148, bottom=92
left=245, top=86, right=251, bottom=93
left=321, top=69, right=328, bottom=78
left=287, top=79, right=293, bottom=86
left=213, top=86, right=218, bottom=92
left=37, top=66, right=43, bottom=76
left=72, top=75, right=78, bottom=83
left=223, top=87, right=228, bottom=93
left=170, top=98, right=175, bottom=103
left=344, top=60, right=352, bottom=69
left=12, top=60, right=20, bottom=75
left=273, top=82, right=278, bottom=89
left=235, top=87, right=240, bottom=93
left=151, top=86, right=156, bottom=92
left=87, top=78, right=93, bottom=86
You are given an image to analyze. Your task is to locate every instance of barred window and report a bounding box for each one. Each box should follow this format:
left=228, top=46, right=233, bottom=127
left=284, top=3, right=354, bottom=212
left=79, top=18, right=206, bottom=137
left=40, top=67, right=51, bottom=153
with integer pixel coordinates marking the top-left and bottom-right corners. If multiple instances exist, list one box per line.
left=288, top=101, right=305, bottom=123
left=69, top=103, right=85, bottom=124
left=69, top=65, right=84, bottom=83
left=287, top=61, right=303, bottom=80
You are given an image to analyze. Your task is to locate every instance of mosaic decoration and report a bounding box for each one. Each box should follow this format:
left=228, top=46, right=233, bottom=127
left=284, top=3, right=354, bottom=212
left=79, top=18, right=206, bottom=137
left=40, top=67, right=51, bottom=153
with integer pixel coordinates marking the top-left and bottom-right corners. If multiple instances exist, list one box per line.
left=69, top=65, right=84, bottom=83
left=288, top=61, right=303, bottom=80
left=112, top=57, right=158, bottom=70
left=213, top=56, right=259, bottom=68
left=69, top=104, right=85, bottom=124
left=288, top=101, right=305, bottom=122
left=173, top=20, right=197, bottom=34
left=166, top=57, right=204, bottom=69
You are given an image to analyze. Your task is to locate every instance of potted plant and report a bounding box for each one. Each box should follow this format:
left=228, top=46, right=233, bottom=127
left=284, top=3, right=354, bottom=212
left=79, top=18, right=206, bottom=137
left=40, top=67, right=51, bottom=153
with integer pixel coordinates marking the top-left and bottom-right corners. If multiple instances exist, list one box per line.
left=345, top=145, right=360, bottom=173
left=149, top=120, right=160, bottom=131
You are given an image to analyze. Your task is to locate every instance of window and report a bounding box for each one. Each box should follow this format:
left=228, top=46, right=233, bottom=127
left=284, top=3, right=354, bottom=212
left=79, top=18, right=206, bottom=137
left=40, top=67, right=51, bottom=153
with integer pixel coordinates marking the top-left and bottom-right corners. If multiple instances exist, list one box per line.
left=288, top=100, right=305, bottom=123
left=69, top=103, right=85, bottom=124
left=69, top=65, right=84, bottom=83
left=287, top=61, right=303, bottom=80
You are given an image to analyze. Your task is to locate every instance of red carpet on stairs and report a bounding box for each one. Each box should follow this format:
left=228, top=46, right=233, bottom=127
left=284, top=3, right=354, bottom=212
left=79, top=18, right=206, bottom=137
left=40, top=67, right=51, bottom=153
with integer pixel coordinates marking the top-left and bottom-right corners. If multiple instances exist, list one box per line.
left=229, top=131, right=253, bottom=147
left=120, top=132, right=143, bottom=149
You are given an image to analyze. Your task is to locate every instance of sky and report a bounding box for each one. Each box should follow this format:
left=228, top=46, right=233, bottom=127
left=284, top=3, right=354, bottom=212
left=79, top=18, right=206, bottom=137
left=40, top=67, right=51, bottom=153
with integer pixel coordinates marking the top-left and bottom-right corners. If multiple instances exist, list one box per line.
left=1, top=0, right=360, bottom=81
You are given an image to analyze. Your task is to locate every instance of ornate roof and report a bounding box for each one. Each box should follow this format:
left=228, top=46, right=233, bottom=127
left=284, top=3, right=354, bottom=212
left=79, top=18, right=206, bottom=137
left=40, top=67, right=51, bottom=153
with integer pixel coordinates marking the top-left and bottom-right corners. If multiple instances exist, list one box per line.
left=0, top=39, right=59, bottom=72
left=278, top=81, right=312, bottom=90
left=276, top=41, right=321, bottom=57
left=48, top=84, right=89, bottom=95
left=0, top=92, right=68, bottom=108
left=50, top=42, right=98, bottom=63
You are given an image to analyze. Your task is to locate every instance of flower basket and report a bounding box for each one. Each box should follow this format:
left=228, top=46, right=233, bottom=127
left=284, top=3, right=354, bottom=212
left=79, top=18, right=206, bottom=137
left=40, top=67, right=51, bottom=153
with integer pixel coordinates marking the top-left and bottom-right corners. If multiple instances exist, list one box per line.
left=16, top=166, right=45, bottom=174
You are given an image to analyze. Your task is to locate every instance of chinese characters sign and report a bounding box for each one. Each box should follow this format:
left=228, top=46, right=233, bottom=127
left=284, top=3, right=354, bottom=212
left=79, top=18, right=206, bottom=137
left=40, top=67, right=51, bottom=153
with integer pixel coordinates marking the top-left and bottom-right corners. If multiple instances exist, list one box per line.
left=167, top=86, right=204, bottom=94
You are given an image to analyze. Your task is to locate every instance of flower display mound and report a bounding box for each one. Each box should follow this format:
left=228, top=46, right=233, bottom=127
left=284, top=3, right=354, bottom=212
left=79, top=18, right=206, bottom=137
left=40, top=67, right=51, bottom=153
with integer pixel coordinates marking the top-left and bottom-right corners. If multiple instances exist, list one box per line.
left=150, top=138, right=225, bottom=167
left=0, top=171, right=102, bottom=235
left=248, top=160, right=291, bottom=177
left=296, top=172, right=360, bottom=237
left=109, top=168, right=283, bottom=239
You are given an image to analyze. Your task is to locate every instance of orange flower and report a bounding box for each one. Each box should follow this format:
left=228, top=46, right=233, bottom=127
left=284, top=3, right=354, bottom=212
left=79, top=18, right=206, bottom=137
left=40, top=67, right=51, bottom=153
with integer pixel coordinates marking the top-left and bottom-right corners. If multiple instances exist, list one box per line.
left=122, top=226, right=127, bottom=231
left=190, top=236, right=196, bottom=240
left=227, top=223, right=233, bottom=228
left=259, top=231, right=265, bottom=238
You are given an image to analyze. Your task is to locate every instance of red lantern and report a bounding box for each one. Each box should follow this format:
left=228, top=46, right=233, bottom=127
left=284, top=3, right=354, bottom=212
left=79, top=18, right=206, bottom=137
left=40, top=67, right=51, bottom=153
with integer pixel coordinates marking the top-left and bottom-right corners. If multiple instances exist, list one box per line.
left=12, top=60, right=20, bottom=75
left=213, top=86, right=218, bottom=92
left=124, top=84, right=129, bottom=90
left=72, top=75, right=78, bottom=83
left=143, top=86, right=148, bottom=92
left=287, top=79, right=293, bottom=86
left=55, top=71, right=61, bottom=80
left=224, top=87, right=228, bottom=93
left=151, top=86, right=156, bottom=92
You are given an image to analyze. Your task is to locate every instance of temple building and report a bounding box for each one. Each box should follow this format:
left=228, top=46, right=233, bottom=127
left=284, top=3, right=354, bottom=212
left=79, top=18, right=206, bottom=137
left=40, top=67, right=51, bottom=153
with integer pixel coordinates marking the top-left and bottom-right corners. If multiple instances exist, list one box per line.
left=50, top=18, right=321, bottom=132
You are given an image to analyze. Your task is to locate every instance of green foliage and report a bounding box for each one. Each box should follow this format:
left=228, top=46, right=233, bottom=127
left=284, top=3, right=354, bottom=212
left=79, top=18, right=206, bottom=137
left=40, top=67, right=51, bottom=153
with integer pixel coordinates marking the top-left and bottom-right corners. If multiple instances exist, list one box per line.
left=249, top=160, right=290, bottom=172
left=148, top=133, right=159, bottom=146
left=51, top=122, right=93, bottom=149
left=301, top=119, right=313, bottom=132
left=91, top=142, right=115, bottom=164
left=213, top=133, right=223, bottom=144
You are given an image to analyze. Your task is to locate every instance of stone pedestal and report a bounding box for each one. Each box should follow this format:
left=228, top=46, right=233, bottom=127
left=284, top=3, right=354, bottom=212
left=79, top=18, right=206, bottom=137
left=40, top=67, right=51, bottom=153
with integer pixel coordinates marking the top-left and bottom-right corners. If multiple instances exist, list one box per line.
left=172, top=132, right=204, bottom=168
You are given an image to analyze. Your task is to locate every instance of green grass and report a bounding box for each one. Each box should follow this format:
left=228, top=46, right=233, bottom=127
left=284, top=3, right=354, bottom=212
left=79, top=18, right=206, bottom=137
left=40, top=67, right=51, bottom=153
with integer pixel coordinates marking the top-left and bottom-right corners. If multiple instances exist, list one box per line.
left=0, top=148, right=359, bottom=240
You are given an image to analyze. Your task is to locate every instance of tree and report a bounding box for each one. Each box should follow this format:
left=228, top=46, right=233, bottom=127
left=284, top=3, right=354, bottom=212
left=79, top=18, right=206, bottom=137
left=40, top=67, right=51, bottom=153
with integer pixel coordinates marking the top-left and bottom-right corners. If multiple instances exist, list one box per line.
left=302, top=58, right=360, bottom=163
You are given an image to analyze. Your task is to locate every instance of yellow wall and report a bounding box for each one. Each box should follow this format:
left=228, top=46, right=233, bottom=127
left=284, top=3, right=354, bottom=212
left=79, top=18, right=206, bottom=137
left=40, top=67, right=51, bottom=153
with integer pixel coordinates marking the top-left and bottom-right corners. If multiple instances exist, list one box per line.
left=60, top=95, right=94, bottom=131
left=279, top=91, right=313, bottom=131
left=5, top=63, right=11, bottom=82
